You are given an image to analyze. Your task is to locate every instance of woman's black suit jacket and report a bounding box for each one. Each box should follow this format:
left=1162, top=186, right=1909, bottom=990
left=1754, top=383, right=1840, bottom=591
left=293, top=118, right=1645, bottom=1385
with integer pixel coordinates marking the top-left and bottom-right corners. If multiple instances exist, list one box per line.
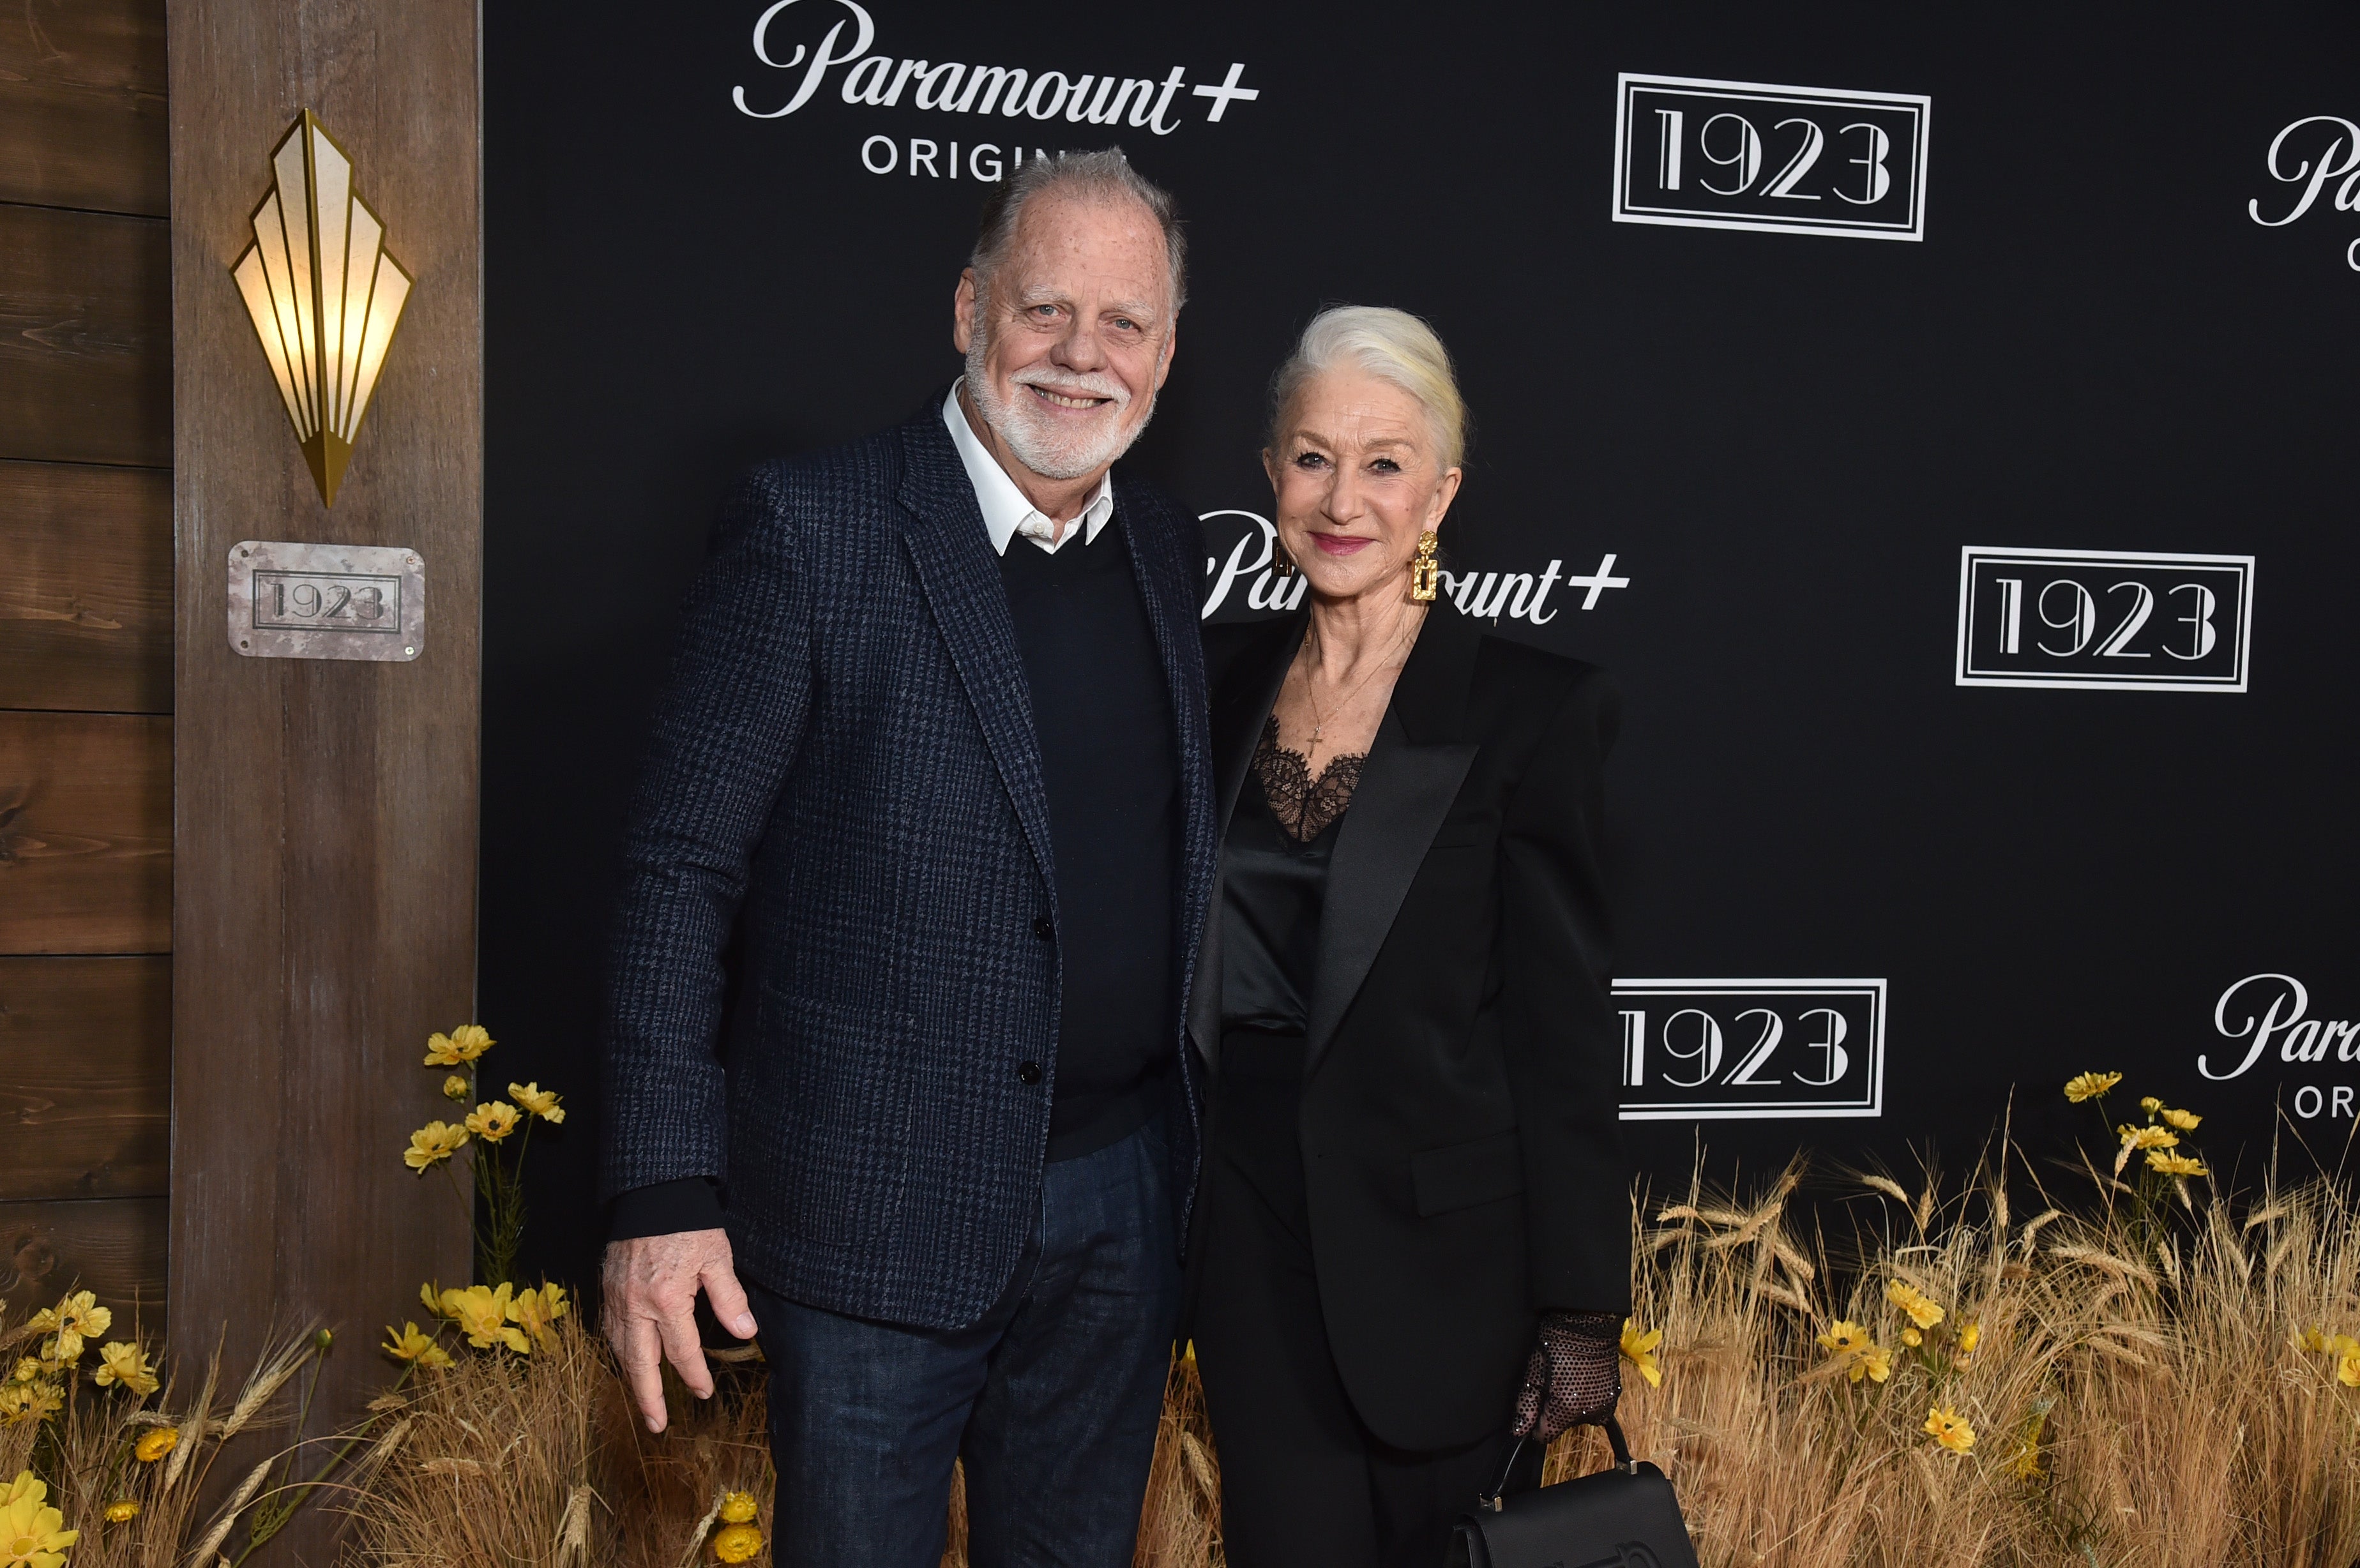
left=1188, top=605, right=1632, bottom=1452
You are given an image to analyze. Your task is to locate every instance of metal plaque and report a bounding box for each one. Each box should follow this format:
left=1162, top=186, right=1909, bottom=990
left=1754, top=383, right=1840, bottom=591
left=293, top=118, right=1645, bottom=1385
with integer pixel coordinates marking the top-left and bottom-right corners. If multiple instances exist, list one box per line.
left=227, top=540, right=424, bottom=661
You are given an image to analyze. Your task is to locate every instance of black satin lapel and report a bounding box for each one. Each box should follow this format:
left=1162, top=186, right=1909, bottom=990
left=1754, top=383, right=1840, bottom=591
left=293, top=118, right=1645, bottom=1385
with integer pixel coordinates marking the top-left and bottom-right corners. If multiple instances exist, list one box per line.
left=1213, top=614, right=1303, bottom=831
left=1305, top=709, right=1478, bottom=1070
left=1190, top=612, right=1301, bottom=1067
left=895, top=430, right=1056, bottom=896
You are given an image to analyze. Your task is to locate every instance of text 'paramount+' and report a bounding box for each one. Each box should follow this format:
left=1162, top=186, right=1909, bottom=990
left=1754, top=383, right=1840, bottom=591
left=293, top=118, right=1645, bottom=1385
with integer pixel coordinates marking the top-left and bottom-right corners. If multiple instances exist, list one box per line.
left=1197, top=510, right=1626, bottom=626
left=2203, top=975, right=2360, bottom=1122
left=731, top=0, right=1261, bottom=179
left=2248, top=115, right=2360, bottom=272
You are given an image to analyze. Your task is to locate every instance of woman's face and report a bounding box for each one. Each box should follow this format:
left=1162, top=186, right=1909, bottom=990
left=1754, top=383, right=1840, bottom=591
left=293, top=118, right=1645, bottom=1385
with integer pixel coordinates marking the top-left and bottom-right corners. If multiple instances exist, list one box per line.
left=1263, top=369, right=1462, bottom=606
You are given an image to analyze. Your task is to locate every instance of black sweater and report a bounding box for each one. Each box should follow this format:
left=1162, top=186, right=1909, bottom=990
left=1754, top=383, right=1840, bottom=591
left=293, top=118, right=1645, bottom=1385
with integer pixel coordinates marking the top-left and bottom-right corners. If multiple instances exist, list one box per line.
left=996, top=515, right=1179, bottom=1161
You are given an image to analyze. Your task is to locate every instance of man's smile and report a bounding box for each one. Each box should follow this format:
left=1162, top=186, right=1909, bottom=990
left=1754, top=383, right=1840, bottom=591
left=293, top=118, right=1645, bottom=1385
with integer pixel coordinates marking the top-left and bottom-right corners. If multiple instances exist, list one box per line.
left=1024, top=384, right=1114, bottom=411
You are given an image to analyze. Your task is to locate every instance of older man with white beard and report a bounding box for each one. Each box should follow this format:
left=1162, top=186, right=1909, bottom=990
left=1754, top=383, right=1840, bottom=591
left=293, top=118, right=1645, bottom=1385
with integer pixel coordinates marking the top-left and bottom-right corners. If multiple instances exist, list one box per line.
left=596, top=150, right=1214, bottom=1568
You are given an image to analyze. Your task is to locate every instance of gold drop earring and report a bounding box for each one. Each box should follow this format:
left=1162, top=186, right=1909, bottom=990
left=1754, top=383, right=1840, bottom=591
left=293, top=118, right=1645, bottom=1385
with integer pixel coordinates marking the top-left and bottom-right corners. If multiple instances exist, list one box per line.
left=1410, top=530, right=1440, bottom=603
left=1274, top=543, right=1297, bottom=579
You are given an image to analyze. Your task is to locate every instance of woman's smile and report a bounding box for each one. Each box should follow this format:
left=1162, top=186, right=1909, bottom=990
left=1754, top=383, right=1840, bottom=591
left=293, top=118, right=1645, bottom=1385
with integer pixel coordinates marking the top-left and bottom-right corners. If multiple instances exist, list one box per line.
left=1308, top=532, right=1373, bottom=556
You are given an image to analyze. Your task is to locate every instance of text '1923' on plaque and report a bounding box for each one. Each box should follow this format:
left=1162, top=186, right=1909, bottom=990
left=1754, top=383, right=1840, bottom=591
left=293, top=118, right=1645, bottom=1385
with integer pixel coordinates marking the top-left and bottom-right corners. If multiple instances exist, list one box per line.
left=227, top=540, right=425, bottom=661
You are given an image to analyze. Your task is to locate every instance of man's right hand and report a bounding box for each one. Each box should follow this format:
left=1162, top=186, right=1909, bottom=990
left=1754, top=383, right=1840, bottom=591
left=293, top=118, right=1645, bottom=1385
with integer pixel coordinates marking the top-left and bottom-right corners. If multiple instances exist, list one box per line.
left=600, top=1228, right=759, bottom=1433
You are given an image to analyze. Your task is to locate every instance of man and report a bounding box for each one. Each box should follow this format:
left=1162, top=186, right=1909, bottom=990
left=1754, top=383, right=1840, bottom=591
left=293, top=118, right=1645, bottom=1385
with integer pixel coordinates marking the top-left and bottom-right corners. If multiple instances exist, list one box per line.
left=597, top=150, right=1213, bottom=1568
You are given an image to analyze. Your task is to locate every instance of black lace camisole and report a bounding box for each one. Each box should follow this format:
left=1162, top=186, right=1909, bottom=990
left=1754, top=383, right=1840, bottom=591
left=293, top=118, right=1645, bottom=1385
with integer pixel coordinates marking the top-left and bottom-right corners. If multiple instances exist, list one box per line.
left=1220, top=716, right=1365, bottom=1037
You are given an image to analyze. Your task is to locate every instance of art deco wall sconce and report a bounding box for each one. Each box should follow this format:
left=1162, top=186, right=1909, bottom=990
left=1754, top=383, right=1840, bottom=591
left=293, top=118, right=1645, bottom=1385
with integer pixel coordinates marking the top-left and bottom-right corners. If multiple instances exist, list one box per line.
left=230, top=112, right=413, bottom=507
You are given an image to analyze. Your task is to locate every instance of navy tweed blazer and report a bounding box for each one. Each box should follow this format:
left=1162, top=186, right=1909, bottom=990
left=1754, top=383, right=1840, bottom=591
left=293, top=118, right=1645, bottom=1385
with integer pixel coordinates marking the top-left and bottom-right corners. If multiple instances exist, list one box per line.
left=599, top=394, right=1216, bottom=1330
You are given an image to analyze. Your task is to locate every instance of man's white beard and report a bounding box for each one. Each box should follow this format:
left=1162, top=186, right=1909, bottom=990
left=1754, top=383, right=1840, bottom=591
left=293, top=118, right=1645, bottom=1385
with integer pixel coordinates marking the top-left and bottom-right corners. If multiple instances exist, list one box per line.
left=965, top=327, right=1157, bottom=483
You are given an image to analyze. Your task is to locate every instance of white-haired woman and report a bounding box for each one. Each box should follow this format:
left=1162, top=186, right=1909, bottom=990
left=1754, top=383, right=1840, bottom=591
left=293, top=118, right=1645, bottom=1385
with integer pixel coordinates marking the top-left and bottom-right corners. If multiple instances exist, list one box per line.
left=1184, top=306, right=1632, bottom=1565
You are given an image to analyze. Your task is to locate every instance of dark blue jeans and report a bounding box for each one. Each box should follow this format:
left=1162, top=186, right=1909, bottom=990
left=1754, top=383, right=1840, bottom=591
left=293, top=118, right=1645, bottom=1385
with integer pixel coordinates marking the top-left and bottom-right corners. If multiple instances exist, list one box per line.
left=748, top=1118, right=1179, bottom=1568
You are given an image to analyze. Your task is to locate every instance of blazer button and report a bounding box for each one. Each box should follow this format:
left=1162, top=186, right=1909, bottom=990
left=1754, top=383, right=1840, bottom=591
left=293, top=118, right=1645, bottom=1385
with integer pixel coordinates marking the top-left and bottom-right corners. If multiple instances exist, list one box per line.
left=1017, top=1060, right=1043, bottom=1085
left=1031, top=916, right=1054, bottom=940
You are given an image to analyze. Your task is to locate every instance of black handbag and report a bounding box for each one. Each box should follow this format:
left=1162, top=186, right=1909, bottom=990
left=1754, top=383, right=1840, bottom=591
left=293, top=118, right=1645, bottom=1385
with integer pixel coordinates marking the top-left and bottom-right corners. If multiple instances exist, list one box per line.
left=1446, top=1415, right=1700, bottom=1568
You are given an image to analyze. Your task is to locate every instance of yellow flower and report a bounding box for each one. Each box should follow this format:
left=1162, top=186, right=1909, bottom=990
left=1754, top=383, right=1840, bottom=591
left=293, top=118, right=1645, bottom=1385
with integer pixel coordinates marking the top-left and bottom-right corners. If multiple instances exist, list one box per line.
left=1887, top=1281, right=1946, bottom=1330
left=1817, top=1319, right=1891, bottom=1382
left=719, top=1492, right=759, bottom=1525
left=1901, top=1326, right=1923, bottom=1348
left=102, top=1501, right=137, bottom=1524
left=2138, top=1096, right=2163, bottom=1115
left=508, top=1285, right=570, bottom=1348
left=441, top=1074, right=470, bottom=1101
left=2117, top=1124, right=2177, bottom=1150
left=1925, top=1405, right=1976, bottom=1454
left=2330, top=1334, right=2360, bottom=1359
left=1819, top=1320, right=1873, bottom=1357
left=441, top=1285, right=529, bottom=1353
left=404, top=1120, right=470, bottom=1172
left=508, top=1082, right=566, bottom=1124
left=381, top=1323, right=453, bottom=1371
left=133, top=1426, right=179, bottom=1462
left=423, top=1024, right=494, bottom=1066
left=463, top=1101, right=521, bottom=1143
left=0, top=1383, right=61, bottom=1428
left=711, top=1523, right=763, bottom=1564
left=2064, top=1071, right=2121, bottom=1103
left=31, top=1292, right=111, bottom=1364
left=2340, top=1354, right=2360, bottom=1390
left=91, top=1341, right=158, bottom=1396
left=1619, top=1320, right=1663, bottom=1389
left=0, top=1473, right=78, bottom=1568
left=2161, top=1106, right=2200, bottom=1131
left=1959, top=1322, right=1981, bottom=1354
left=2146, top=1150, right=2209, bottom=1178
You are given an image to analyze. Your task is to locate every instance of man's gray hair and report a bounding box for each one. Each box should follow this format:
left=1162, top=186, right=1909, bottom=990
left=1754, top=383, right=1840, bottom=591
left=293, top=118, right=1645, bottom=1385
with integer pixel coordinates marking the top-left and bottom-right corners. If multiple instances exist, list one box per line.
left=970, top=149, right=1187, bottom=313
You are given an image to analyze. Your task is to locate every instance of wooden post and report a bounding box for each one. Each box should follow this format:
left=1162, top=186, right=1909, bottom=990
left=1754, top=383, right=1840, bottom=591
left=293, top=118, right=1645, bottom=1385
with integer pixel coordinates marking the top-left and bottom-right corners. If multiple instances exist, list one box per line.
left=165, top=0, right=480, bottom=1547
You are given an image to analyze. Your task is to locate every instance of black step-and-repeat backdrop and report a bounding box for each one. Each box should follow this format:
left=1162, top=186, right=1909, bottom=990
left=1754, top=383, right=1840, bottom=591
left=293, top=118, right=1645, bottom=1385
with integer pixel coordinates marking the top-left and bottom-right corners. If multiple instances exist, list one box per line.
left=482, top=2, right=2360, bottom=1287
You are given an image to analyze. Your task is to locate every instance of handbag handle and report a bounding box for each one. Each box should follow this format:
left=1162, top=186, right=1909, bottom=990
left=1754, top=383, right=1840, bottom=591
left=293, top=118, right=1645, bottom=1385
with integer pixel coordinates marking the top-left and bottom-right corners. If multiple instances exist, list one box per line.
left=1478, top=1413, right=1638, bottom=1511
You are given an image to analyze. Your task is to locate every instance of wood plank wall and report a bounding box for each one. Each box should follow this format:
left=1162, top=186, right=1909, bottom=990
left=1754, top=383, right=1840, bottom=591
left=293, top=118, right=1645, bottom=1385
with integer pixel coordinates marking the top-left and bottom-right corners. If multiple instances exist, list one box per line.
left=0, top=0, right=173, bottom=1332
left=167, top=5, right=480, bottom=1555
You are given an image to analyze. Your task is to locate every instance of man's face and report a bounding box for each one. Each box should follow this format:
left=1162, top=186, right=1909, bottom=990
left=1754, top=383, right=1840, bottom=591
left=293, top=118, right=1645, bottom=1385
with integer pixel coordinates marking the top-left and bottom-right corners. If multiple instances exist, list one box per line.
left=953, top=193, right=1177, bottom=483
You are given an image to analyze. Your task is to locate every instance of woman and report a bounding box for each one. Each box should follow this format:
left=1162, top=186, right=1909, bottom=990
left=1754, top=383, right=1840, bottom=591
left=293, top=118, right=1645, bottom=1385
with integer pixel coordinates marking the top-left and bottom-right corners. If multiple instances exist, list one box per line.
left=1188, top=306, right=1632, bottom=1567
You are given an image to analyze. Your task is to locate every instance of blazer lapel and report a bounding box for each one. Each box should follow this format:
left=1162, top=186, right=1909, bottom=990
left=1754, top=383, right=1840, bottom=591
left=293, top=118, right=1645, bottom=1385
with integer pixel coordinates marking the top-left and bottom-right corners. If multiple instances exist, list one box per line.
left=1304, top=611, right=1483, bottom=1072
left=1186, top=612, right=1302, bottom=1066
left=894, top=406, right=1057, bottom=896
left=1117, top=487, right=1222, bottom=1042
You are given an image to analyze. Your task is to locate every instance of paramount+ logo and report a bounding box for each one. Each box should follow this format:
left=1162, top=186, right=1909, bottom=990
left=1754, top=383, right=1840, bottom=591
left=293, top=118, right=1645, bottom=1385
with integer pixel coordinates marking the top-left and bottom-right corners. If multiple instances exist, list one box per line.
left=2202, top=974, right=2360, bottom=1122
left=2249, top=116, right=2360, bottom=273
left=730, top=0, right=1261, bottom=183
left=1197, top=510, right=1629, bottom=628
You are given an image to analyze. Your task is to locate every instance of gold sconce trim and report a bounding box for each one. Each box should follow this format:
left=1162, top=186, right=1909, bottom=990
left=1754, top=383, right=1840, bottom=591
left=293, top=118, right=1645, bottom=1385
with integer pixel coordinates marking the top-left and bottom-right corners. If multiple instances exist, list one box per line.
left=231, top=111, right=414, bottom=508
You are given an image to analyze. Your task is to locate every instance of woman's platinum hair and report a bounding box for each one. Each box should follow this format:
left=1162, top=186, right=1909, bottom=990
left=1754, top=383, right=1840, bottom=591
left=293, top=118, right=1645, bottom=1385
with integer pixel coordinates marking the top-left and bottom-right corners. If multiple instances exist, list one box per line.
left=1268, top=305, right=1467, bottom=471
left=970, top=148, right=1187, bottom=313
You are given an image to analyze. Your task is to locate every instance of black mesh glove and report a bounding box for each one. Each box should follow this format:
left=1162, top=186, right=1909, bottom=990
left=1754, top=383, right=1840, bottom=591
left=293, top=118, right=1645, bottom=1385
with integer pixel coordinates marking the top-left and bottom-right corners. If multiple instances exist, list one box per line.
left=1510, top=1310, right=1623, bottom=1441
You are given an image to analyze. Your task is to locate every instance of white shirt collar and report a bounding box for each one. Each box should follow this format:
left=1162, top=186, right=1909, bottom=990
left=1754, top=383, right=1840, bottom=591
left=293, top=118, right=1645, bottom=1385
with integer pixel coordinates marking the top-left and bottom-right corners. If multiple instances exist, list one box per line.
left=942, top=381, right=1114, bottom=555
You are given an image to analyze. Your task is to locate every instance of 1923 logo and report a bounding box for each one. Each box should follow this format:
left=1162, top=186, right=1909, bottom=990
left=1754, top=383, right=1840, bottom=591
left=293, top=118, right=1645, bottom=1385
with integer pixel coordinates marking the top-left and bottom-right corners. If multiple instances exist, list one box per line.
left=1612, top=74, right=1930, bottom=241
left=1615, top=979, right=1886, bottom=1120
left=1955, top=547, right=2253, bottom=692
left=251, top=570, right=400, bottom=633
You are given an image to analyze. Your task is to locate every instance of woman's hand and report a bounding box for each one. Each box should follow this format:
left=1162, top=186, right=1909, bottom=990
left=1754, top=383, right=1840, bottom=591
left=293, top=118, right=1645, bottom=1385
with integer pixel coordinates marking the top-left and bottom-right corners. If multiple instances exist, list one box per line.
left=1510, top=1310, right=1624, bottom=1441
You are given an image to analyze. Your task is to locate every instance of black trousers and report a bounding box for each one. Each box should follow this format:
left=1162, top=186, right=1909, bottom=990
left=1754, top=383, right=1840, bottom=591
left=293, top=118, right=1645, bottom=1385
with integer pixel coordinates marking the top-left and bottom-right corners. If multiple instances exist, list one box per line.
left=1192, top=1034, right=1536, bottom=1568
